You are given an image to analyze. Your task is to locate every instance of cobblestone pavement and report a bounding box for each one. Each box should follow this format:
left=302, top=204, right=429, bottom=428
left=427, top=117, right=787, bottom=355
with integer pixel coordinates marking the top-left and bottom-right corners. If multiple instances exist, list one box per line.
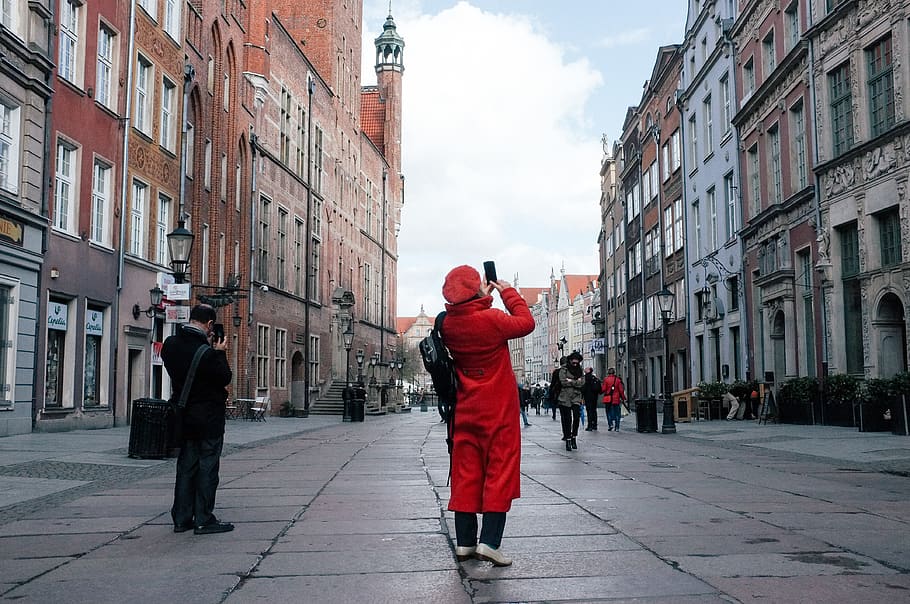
left=0, top=412, right=908, bottom=603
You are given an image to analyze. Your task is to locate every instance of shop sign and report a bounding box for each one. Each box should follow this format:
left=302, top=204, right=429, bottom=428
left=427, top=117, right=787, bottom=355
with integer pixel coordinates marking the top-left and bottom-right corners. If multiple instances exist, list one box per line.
left=0, top=214, right=23, bottom=246
left=85, top=310, right=104, bottom=336
left=165, top=305, right=190, bottom=323
left=47, top=301, right=68, bottom=331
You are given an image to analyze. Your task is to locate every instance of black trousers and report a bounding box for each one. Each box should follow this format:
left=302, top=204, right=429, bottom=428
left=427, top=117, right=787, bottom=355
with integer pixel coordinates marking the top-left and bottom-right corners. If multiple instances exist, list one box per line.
left=559, top=405, right=580, bottom=440
left=454, top=511, right=507, bottom=549
left=584, top=399, right=598, bottom=428
left=172, top=435, right=223, bottom=528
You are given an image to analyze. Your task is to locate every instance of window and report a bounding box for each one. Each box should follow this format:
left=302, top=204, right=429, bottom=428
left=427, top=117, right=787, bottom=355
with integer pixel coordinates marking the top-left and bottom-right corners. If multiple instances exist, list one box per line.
left=839, top=222, right=862, bottom=373
left=1, top=0, right=14, bottom=32
left=206, top=56, right=214, bottom=93
left=91, top=162, right=111, bottom=245
left=880, top=208, right=902, bottom=267
left=294, top=217, right=303, bottom=296
left=724, top=172, right=736, bottom=239
left=58, top=0, right=80, bottom=84
left=703, top=95, right=712, bottom=158
left=257, top=325, right=270, bottom=388
left=649, top=161, right=658, bottom=200
left=130, top=180, right=147, bottom=257
left=295, top=104, right=306, bottom=177
left=790, top=102, right=807, bottom=190
left=674, top=198, right=683, bottom=251
left=664, top=206, right=673, bottom=257
left=309, top=237, right=320, bottom=301
left=156, top=194, right=170, bottom=266
left=313, top=127, right=324, bottom=193
left=45, top=300, right=69, bottom=407
left=671, top=129, right=681, bottom=171
left=720, top=75, right=731, bottom=134
left=258, top=196, right=270, bottom=282
left=839, top=221, right=859, bottom=277
left=0, top=283, right=17, bottom=407
left=768, top=124, right=782, bottom=204
left=661, top=143, right=670, bottom=181
left=200, top=223, right=209, bottom=283
left=0, top=102, right=20, bottom=193
left=160, top=77, right=176, bottom=151
left=641, top=164, right=650, bottom=202
left=164, top=0, right=180, bottom=41
left=235, top=161, right=241, bottom=210
left=279, top=87, right=291, bottom=165
left=96, top=26, right=115, bottom=109
left=867, top=35, right=895, bottom=137
left=138, top=0, right=156, bottom=20
left=748, top=144, right=760, bottom=217
left=798, top=250, right=816, bottom=376
left=309, top=335, right=320, bottom=386
left=54, top=142, right=77, bottom=233
left=688, top=115, right=697, bottom=166
left=693, top=200, right=701, bottom=256
left=274, top=329, right=287, bottom=389
left=744, top=58, right=755, bottom=97
left=135, top=55, right=153, bottom=135
left=219, top=152, right=227, bottom=201
left=829, top=62, right=853, bottom=156
left=277, top=207, right=287, bottom=290
left=83, top=305, right=105, bottom=406
left=218, top=232, right=225, bottom=286
left=203, top=139, right=212, bottom=188
left=785, top=2, right=800, bottom=51
left=707, top=187, right=717, bottom=250
left=762, top=30, right=776, bottom=75
left=363, top=262, right=372, bottom=321
left=185, top=122, right=194, bottom=177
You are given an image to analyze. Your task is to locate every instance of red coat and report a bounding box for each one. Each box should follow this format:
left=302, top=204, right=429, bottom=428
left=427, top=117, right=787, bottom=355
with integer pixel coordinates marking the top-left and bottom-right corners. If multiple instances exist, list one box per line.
left=442, top=288, right=534, bottom=513
left=601, top=375, right=626, bottom=405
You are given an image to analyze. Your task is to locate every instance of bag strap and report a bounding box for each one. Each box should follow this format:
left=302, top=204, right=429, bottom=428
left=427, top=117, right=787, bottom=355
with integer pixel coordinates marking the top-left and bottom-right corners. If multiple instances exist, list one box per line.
left=434, top=311, right=458, bottom=486
left=176, top=344, right=211, bottom=409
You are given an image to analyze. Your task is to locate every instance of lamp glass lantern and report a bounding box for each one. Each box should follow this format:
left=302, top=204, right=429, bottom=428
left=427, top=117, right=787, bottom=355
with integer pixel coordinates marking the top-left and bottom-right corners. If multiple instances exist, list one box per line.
left=149, top=286, right=164, bottom=307
left=355, top=348, right=365, bottom=366
left=342, top=317, right=355, bottom=350
left=656, top=288, right=674, bottom=317
left=166, top=221, right=194, bottom=282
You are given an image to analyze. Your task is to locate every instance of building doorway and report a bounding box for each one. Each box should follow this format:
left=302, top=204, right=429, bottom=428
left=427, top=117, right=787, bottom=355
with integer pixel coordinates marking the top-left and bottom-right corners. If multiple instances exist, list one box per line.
left=875, top=292, right=907, bottom=377
left=290, top=351, right=305, bottom=409
left=771, top=310, right=786, bottom=390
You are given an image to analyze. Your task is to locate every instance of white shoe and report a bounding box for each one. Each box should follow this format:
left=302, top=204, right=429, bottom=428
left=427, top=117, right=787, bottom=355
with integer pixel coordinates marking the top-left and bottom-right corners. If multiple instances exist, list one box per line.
left=475, top=543, right=512, bottom=566
left=455, top=545, right=476, bottom=561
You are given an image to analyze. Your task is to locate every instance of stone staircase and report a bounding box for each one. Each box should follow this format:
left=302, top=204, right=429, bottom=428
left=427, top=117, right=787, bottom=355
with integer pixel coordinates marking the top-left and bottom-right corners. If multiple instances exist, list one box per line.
left=309, top=382, right=346, bottom=416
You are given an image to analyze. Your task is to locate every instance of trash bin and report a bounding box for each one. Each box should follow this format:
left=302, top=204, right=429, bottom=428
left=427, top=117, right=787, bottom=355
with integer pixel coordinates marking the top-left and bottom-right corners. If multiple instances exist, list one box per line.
left=352, top=386, right=366, bottom=422
left=128, top=398, right=173, bottom=458
left=342, top=386, right=354, bottom=422
left=635, top=397, right=658, bottom=433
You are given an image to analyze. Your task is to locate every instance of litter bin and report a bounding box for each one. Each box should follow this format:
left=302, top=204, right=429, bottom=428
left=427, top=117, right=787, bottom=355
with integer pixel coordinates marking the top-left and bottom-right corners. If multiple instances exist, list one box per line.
left=342, top=386, right=354, bottom=422
left=635, top=397, right=658, bottom=433
left=352, top=386, right=366, bottom=422
left=128, top=398, right=174, bottom=458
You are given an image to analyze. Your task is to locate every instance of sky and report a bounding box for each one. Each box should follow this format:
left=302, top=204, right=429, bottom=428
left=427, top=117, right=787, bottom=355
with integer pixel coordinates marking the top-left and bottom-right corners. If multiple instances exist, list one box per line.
left=361, top=1, right=689, bottom=316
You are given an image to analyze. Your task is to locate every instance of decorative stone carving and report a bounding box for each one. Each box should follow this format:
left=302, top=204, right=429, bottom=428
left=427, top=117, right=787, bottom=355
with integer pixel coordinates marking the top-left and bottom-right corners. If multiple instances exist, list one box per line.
left=813, top=216, right=831, bottom=266
left=824, top=162, right=855, bottom=197
left=858, top=0, right=892, bottom=28
left=863, top=144, right=896, bottom=181
left=861, top=280, right=871, bottom=369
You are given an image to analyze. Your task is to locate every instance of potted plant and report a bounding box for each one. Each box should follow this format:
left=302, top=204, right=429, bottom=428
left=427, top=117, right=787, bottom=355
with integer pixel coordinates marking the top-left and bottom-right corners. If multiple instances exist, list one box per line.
left=858, top=378, right=892, bottom=432
left=696, top=381, right=728, bottom=420
left=890, top=371, right=910, bottom=436
left=823, top=373, right=859, bottom=427
left=278, top=401, right=292, bottom=417
left=778, top=376, right=819, bottom=424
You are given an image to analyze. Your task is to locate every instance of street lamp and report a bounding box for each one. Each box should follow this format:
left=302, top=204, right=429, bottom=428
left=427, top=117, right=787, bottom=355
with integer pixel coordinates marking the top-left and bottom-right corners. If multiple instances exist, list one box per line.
left=132, top=286, right=165, bottom=319
left=355, top=348, right=365, bottom=385
left=656, top=287, right=676, bottom=434
left=166, top=219, right=194, bottom=284
left=342, top=314, right=355, bottom=388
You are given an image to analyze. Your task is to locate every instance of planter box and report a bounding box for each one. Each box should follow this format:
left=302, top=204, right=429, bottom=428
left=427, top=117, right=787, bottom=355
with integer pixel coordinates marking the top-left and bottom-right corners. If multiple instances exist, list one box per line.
left=779, top=402, right=813, bottom=425
left=823, top=402, right=855, bottom=427
left=857, top=401, right=891, bottom=432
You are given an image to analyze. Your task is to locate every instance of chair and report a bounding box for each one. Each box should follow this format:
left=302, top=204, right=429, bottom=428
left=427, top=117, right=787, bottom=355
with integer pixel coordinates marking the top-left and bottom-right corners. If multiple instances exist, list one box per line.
left=224, top=400, right=240, bottom=420
left=249, top=396, right=269, bottom=421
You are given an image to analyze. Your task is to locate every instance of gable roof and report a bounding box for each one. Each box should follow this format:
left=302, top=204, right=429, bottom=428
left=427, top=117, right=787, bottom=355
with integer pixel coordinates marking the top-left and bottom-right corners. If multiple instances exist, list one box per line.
left=562, top=274, right=598, bottom=299
left=361, top=87, right=384, bottom=151
left=396, top=316, right=417, bottom=336
left=517, top=287, right=547, bottom=307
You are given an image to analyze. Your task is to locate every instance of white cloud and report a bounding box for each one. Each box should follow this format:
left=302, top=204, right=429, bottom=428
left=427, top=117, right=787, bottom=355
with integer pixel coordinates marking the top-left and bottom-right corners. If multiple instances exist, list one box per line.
left=597, top=27, right=652, bottom=49
left=364, top=1, right=603, bottom=316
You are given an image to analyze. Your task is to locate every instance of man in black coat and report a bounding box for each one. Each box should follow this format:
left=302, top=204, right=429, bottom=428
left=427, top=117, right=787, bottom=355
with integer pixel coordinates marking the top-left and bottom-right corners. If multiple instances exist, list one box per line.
left=161, top=304, right=233, bottom=535
left=582, top=367, right=600, bottom=431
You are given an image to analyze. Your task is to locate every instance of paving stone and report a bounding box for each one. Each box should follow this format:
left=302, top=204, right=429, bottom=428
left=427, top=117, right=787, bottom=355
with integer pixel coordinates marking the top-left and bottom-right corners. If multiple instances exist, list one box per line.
left=707, top=573, right=910, bottom=603
left=673, top=551, right=898, bottom=578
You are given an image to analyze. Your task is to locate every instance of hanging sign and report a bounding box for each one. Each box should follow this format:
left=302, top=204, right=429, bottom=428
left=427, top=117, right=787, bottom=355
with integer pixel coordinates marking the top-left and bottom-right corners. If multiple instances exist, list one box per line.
left=165, top=305, right=190, bottom=323
left=85, top=310, right=103, bottom=336
left=166, top=283, right=191, bottom=301
left=47, top=301, right=68, bottom=331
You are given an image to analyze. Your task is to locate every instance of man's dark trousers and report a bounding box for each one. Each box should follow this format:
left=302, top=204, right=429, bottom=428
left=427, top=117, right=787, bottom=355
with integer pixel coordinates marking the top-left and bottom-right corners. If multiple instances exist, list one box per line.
left=585, top=398, right=598, bottom=429
left=172, top=436, right=224, bottom=528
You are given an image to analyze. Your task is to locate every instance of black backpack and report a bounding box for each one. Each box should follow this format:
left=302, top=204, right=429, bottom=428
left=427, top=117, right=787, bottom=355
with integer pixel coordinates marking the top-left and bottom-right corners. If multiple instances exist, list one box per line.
left=419, top=312, right=458, bottom=426
left=549, top=367, right=562, bottom=402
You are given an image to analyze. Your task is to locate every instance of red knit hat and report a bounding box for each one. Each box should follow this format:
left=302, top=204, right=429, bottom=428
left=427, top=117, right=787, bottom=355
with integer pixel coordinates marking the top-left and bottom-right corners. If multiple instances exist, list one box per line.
left=442, top=265, right=481, bottom=304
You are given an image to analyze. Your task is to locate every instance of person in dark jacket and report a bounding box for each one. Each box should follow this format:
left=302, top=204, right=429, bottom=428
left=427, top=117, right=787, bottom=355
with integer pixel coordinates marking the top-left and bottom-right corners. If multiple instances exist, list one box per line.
left=161, top=304, right=234, bottom=535
left=582, top=367, right=600, bottom=431
left=557, top=351, right=585, bottom=450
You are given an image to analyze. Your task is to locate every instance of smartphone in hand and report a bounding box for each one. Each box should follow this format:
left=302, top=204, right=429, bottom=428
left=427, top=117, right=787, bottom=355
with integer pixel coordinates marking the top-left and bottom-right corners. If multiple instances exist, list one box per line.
left=483, top=260, right=497, bottom=283
left=212, top=323, right=225, bottom=343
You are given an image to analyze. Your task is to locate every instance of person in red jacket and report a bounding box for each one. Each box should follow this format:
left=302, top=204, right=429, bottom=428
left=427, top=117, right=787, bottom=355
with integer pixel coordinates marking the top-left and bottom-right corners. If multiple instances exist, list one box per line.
left=601, top=367, right=626, bottom=431
left=440, top=265, right=535, bottom=567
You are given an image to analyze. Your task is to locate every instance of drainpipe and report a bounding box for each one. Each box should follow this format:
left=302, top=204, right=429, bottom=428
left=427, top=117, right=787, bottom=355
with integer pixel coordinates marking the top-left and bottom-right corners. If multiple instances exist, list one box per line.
left=303, top=75, right=315, bottom=414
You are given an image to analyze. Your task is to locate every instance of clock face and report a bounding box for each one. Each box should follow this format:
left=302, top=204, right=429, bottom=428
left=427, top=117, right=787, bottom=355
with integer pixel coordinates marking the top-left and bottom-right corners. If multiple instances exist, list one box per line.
left=316, top=18, right=327, bottom=28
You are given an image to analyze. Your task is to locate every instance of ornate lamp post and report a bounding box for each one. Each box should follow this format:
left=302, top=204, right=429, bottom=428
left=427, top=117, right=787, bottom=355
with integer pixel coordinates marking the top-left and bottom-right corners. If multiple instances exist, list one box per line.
left=656, top=287, right=676, bottom=434
left=342, top=314, right=355, bottom=388
left=166, top=220, right=194, bottom=284
left=355, top=348, right=365, bottom=386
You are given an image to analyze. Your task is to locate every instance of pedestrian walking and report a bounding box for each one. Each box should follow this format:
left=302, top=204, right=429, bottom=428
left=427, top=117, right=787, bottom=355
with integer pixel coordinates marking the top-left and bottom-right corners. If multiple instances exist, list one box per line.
left=532, top=384, right=544, bottom=415
left=557, top=351, right=585, bottom=450
left=160, top=304, right=234, bottom=535
left=582, top=367, right=600, bottom=431
left=601, top=367, right=626, bottom=432
left=439, top=265, right=535, bottom=567
left=518, top=382, right=532, bottom=427
left=549, top=361, right=564, bottom=421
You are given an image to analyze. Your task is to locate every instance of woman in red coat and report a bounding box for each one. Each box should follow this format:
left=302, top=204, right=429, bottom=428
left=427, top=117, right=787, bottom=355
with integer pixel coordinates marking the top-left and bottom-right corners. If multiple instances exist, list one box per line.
left=441, top=265, right=535, bottom=566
